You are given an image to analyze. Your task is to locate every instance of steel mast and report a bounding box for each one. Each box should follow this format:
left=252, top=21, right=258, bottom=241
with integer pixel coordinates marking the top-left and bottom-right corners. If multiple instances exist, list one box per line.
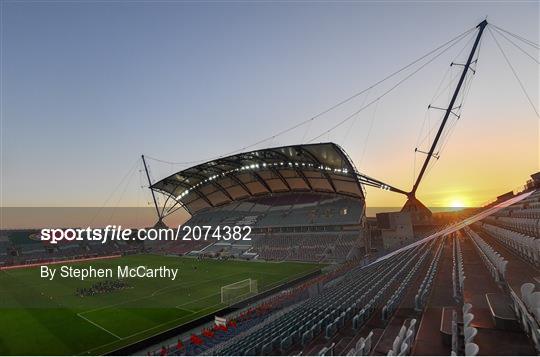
left=142, top=154, right=165, bottom=227
left=403, top=20, right=488, bottom=217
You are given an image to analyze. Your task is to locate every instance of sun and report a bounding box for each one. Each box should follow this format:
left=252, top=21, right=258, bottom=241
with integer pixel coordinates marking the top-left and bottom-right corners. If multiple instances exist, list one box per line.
left=449, top=198, right=466, bottom=208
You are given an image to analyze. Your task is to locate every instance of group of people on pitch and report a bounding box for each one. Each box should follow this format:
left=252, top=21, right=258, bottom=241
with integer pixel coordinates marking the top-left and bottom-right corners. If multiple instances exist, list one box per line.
left=75, top=279, right=130, bottom=297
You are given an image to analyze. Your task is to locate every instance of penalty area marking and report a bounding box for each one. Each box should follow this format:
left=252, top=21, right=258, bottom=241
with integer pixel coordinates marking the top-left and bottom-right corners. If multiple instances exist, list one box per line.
left=150, top=272, right=243, bottom=297
left=177, top=307, right=198, bottom=314
left=175, top=292, right=220, bottom=310
left=119, top=302, right=223, bottom=342
left=77, top=313, right=122, bottom=340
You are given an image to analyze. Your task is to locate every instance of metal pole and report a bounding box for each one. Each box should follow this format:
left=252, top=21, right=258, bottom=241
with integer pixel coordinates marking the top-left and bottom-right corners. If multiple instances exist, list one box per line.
left=410, top=20, right=488, bottom=197
left=141, top=155, right=162, bottom=221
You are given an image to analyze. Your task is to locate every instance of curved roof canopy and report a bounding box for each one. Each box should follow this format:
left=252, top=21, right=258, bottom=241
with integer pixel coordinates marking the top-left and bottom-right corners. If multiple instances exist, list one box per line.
left=151, top=143, right=365, bottom=215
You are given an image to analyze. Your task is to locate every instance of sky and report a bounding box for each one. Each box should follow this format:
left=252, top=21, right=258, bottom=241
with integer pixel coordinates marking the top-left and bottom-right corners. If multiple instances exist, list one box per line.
left=1, top=1, right=539, bottom=223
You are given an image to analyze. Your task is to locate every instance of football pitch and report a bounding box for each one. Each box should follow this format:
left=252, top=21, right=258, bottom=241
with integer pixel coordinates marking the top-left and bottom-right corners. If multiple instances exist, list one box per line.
left=0, top=255, right=322, bottom=355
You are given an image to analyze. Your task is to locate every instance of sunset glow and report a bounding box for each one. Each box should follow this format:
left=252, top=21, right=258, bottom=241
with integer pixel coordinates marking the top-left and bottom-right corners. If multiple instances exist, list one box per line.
left=448, top=198, right=469, bottom=208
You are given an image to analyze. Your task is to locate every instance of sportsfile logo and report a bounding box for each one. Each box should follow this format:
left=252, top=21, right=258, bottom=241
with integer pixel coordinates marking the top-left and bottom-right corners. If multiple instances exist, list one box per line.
left=41, top=226, right=139, bottom=244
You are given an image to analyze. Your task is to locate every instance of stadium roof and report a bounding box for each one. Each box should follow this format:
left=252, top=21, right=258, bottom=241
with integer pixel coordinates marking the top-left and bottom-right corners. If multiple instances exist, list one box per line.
left=151, top=143, right=366, bottom=215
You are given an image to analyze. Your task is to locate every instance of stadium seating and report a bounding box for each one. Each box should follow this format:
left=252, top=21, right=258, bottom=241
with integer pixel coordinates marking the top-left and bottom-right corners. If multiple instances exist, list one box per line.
left=250, top=232, right=359, bottom=262
left=150, top=239, right=212, bottom=256
left=216, top=242, right=433, bottom=355
left=144, top=189, right=540, bottom=357
left=386, top=319, right=417, bottom=356
left=479, top=223, right=539, bottom=267
left=483, top=215, right=539, bottom=237
left=452, top=235, right=465, bottom=302
left=415, top=240, right=443, bottom=311
left=508, top=283, right=540, bottom=351
left=464, top=227, right=508, bottom=282
left=350, top=330, right=373, bottom=356
left=183, top=193, right=362, bottom=231
left=168, top=192, right=364, bottom=263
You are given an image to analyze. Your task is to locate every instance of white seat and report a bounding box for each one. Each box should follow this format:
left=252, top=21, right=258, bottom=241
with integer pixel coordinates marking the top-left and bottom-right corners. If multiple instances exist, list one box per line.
left=356, top=340, right=365, bottom=356
left=521, top=283, right=535, bottom=308
left=392, top=336, right=401, bottom=354
left=408, top=319, right=417, bottom=334
left=398, top=325, right=406, bottom=340
left=465, top=342, right=479, bottom=356
left=464, top=326, right=477, bottom=344
left=402, top=329, right=413, bottom=346
left=398, top=343, right=408, bottom=356
left=531, top=291, right=540, bottom=309
left=364, top=331, right=373, bottom=355
left=531, top=292, right=540, bottom=322
left=463, top=313, right=474, bottom=328
left=355, top=337, right=365, bottom=352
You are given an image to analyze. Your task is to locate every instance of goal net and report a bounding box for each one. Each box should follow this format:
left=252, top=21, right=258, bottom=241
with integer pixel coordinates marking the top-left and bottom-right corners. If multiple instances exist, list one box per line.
left=220, top=279, right=258, bottom=305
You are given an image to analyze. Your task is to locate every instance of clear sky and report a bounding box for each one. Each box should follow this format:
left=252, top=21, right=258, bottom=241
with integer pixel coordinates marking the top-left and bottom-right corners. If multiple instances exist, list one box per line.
left=1, top=1, right=539, bottom=218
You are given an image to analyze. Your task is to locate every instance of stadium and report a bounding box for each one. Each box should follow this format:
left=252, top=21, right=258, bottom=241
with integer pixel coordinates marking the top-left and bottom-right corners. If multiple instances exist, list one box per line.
left=2, top=150, right=540, bottom=356
left=1, top=9, right=539, bottom=357
left=149, top=143, right=367, bottom=263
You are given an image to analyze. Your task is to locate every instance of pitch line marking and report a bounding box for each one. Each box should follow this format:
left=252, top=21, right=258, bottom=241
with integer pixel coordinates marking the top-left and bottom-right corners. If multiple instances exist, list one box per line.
left=176, top=307, right=198, bottom=314
left=120, top=302, right=223, bottom=340
left=78, top=302, right=224, bottom=355
left=77, top=313, right=122, bottom=340
left=175, top=292, right=220, bottom=309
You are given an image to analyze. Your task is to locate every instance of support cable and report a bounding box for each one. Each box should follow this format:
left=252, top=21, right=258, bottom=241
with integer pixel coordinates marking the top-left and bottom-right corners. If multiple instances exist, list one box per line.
left=341, top=88, right=372, bottom=144
left=491, top=23, right=539, bottom=49
left=358, top=97, right=380, bottom=166
left=492, top=26, right=539, bottom=64
left=489, top=27, right=540, bottom=117
left=144, top=27, right=476, bottom=166
left=87, top=157, right=141, bottom=227
left=404, top=32, right=474, bottom=153
left=307, top=31, right=472, bottom=143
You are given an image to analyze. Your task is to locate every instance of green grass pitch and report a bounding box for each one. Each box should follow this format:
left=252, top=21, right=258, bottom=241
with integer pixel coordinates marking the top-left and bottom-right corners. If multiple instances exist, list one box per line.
left=0, top=255, right=322, bottom=355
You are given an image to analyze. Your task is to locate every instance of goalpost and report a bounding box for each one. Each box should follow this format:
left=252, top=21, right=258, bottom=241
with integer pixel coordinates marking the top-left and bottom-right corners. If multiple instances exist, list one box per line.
left=220, top=279, right=258, bottom=305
